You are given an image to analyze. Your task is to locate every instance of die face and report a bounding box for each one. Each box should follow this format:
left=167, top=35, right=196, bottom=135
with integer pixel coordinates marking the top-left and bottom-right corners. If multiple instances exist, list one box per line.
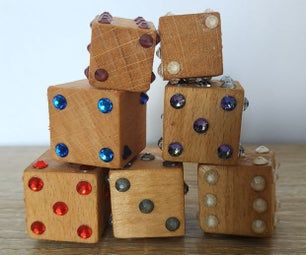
left=159, top=12, right=223, bottom=80
left=109, top=154, right=185, bottom=238
left=197, top=152, right=276, bottom=237
left=162, top=81, right=244, bottom=165
left=48, top=80, right=146, bottom=168
left=89, top=16, right=157, bottom=92
left=23, top=151, right=110, bottom=243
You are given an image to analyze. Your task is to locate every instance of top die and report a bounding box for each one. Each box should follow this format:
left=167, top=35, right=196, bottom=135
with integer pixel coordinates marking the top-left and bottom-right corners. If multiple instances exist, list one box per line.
left=88, top=12, right=158, bottom=92
left=159, top=12, right=223, bottom=80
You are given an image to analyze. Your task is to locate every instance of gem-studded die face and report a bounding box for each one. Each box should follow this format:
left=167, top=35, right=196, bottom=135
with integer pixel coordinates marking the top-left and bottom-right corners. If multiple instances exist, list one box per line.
left=109, top=159, right=185, bottom=238
left=23, top=151, right=110, bottom=243
left=197, top=151, right=276, bottom=237
left=163, top=82, right=244, bottom=165
left=159, top=12, right=223, bottom=80
left=48, top=80, right=146, bottom=168
left=89, top=15, right=157, bottom=92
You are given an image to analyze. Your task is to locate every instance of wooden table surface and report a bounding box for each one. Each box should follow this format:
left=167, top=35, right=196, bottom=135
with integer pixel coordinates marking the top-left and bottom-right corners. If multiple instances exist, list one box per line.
left=1, top=145, right=306, bottom=255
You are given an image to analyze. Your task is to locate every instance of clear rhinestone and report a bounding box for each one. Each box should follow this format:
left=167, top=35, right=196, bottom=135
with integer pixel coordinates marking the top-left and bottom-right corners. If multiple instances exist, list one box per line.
left=204, top=194, right=217, bottom=208
left=253, top=198, right=268, bottom=213
left=205, top=15, right=219, bottom=29
left=251, top=176, right=266, bottom=191
left=167, top=61, right=181, bottom=75
left=205, top=215, right=219, bottom=228
left=252, top=219, right=266, bottom=234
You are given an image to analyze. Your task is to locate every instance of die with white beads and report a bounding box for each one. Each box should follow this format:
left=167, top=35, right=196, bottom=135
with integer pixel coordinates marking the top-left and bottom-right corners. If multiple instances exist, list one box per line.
left=197, top=147, right=277, bottom=237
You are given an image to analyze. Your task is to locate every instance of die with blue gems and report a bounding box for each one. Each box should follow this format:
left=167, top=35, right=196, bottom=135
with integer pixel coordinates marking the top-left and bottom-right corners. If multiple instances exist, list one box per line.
left=163, top=79, right=244, bottom=165
left=48, top=79, right=146, bottom=168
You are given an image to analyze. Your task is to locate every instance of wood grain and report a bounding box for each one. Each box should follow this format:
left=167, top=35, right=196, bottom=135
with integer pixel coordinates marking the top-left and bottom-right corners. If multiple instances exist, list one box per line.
left=89, top=16, right=157, bottom=92
left=109, top=151, right=185, bottom=238
left=23, top=150, right=110, bottom=243
left=48, top=79, right=146, bottom=169
left=198, top=150, right=276, bottom=237
left=1, top=145, right=306, bottom=254
left=162, top=81, right=244, bottom=165
left=159, top=12, right=223, bottom=80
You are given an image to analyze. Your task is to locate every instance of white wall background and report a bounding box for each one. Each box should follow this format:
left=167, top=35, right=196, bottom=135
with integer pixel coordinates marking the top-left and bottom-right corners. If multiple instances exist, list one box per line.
left=0, top=0, right=305, bottom=145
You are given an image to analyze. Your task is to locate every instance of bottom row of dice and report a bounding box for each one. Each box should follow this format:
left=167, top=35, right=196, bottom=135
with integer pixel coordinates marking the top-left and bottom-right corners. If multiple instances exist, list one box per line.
left=23, top=147, right=276, bottom=243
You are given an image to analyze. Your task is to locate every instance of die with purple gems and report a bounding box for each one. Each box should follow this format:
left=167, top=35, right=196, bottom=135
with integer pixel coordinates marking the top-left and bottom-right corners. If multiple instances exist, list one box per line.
left=217, top=144, right=233, bottom=159
left=221, top=96, right=237, bottom=111
left=168, top=142, right=183, bottom=157
left=193, top=118, right=209, bottom=134
left=170, top=93, right=186, bottom=109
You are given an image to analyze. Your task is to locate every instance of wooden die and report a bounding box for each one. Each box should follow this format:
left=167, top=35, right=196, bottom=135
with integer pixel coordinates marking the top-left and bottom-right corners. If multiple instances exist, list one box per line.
left=23, top=151, right=110, bottom=243
left=162, top=80, right=244, bottom=165
left=197, top=148, right=277, bottom=237
left=109, top=151, right=185, bottom=238
left=159, top=12, right=223, bottom=80
left=88, top=12, right=158, bottom=92
left=48, top=79, right=146, bottom=169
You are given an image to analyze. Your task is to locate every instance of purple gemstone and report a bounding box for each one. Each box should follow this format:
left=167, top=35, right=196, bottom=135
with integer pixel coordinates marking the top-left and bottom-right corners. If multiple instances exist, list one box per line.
left=218, top=144, right=233, bottom=159
left=170, top=93, right=186, bottom=109
left=84, top=67, right=89, bottom=79
left=168, top=142, right=183, bottom=157
left=193, top=118, right=209, bottom=134
left=95, top=69, right=109, bottom=82
left=138, top=21, right=149, bottom=29
left=221, top=96, right=237, bottom=111
left=139, top=34, right=154, bottom=48
left=151, top=72, right=156, bottom=83
left=87, top=44, right=91, bottom=52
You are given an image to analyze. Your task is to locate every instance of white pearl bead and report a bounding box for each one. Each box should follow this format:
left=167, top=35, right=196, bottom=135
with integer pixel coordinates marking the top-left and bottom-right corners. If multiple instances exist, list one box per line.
left=157, top=63, right=163, bottom=77
left=253, top=198, right=268, bottom=213
left=255, top=145, right=270, bottom=154
left=205, top=15, right=219, bottom=29
left=253, top=156, right=269, bottom=166
left=167, top=61, right=181, bottom=75
left=156, top=47, right=161, bottom=58
left=204, top=194, right=217, bottom=208
left=252, top=219, right=266, bottom=234
left=251, top=176, right=266, bottom=191
left=204, top=169, right=219, bottom=185
left=205, top=215, right=219, bottom=228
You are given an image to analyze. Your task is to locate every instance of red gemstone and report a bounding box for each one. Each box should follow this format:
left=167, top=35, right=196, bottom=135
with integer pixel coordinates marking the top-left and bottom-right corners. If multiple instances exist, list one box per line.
left=84, top=66, right=89, bottom=79
left=139, top=34, right=154, bottom=48
left=77, top=225, right=92, bottom=239
left=95, top=69, right=109, bottom=82
left=76, top=181, right=92, bottom=195
left=53, top=201, right=68, bottom=216
left=33, top=160, right=48, bottom=169
left=31, top=221, right=46, bottom=235
left=28, top=177, right=44, bottom=192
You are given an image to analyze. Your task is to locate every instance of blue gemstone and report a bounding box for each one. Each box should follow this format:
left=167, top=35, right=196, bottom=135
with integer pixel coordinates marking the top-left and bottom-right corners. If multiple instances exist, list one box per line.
left=98, top=98, right=113, bottom=113
left=122, top=145, right=132, bottom=160
left=168, top=142, right=183, bottom=157
left=140, top=93, right=149, bottom=105
left=55, top=143, right=69, bottom=157
left=170, top=94, right=186, bottom=109
left=193, top=118, right=209, bottom=134
left=221, top=96, right=237, bottom=111
left=99, top=148, right=114, bottom=162
left=52, top=95, right=67, bottom=110
left=217, top=144, right=233, bottom=159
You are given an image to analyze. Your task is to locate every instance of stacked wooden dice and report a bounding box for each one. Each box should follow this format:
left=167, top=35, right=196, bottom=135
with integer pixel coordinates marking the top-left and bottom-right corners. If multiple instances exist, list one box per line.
left=23, top=10, right=278, bottom=243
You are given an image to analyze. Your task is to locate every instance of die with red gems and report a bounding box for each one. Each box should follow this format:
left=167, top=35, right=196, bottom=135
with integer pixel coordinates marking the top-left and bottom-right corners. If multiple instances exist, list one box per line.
left=23, top=150, right=110, bottom=243
left=88, top=12, right=158, bottom=92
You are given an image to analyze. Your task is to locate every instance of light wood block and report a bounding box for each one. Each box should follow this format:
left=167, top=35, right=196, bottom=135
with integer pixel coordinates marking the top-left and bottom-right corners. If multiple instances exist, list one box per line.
left=198, top=150, right=277, bottom=237
left=23, top=150, right=110, bottom=243
left=159, top=12, right=223, bottom=80
left=88, top=13, right=158, bottom=92
left=162, top=80, right=244, bottom=165
left=48, top=79, right=146, bottom=169
left=109, top=149, right=185, bottom=238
